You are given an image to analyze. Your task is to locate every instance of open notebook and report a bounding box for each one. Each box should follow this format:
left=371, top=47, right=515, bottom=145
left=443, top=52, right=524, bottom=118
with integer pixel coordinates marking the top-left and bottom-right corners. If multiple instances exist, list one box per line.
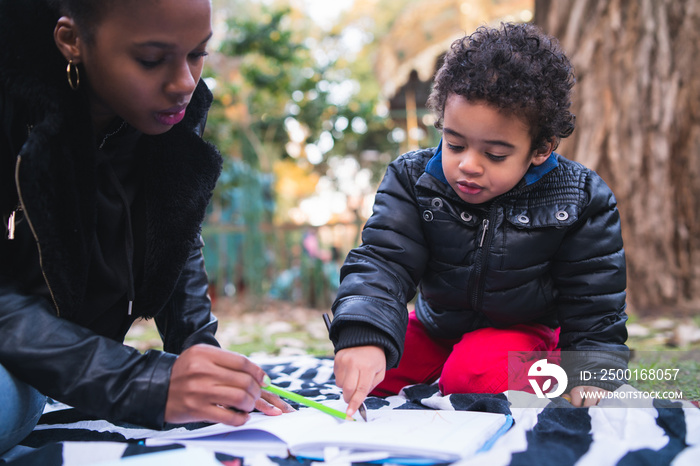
left=146, top=402, right=511, bottom=464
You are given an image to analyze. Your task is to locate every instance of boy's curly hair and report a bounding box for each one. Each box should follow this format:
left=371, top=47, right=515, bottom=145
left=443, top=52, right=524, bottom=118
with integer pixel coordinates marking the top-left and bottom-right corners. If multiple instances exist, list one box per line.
left=427, top=22, right=576, bottom=152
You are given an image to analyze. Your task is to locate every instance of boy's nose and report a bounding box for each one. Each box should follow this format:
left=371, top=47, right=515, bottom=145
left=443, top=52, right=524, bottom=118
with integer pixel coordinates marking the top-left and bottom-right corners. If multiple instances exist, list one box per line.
left=458, top=150, right=484, bottom=175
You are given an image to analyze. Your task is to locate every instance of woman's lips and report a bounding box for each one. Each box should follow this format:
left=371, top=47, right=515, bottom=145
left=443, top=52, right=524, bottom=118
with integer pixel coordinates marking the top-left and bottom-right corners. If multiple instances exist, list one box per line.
left=457, top=181, right=483, bottom=195
left=155, top=106, right=187, bottom=126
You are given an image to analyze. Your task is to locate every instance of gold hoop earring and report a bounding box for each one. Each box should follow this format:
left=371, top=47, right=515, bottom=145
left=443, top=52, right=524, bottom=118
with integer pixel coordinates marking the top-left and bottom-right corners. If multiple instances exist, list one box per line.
left=66, top=60, right=80, bottom=91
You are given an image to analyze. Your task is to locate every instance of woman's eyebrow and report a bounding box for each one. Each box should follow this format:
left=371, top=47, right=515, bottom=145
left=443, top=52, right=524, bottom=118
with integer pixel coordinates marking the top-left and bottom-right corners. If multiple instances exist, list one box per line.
left=134, top=32, right=214, bottom=50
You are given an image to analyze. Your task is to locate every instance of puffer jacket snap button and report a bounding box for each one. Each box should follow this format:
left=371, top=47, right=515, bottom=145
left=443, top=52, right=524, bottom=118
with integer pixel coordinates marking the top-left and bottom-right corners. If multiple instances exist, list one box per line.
left=423, top=210, right=434, bottom=221
left=431, top=198, right=443, bottom=208
left=517, top=214, right=530, bottom=224
left=555, top=210, right=569, bottom=221
left=460, top=212, right=472, bottom=222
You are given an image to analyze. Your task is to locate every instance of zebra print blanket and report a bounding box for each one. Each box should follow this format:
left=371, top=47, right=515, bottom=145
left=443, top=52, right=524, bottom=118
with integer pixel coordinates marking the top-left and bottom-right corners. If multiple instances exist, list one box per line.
left=3, top=355, right=699, bottom=465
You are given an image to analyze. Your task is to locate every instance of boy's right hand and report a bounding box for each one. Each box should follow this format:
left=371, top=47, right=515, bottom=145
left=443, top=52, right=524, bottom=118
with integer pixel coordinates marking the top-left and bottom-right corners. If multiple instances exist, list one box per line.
left=334, top=345, right=386, bottom=418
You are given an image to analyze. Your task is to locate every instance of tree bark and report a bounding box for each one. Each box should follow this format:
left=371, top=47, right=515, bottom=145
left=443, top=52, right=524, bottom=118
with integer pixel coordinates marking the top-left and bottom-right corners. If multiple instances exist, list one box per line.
left=534, top=0, right=700, bottom=314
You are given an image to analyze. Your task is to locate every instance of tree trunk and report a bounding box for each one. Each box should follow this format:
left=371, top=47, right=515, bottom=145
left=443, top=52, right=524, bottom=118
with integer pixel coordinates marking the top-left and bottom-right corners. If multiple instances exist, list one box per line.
left=534, top=0, right=700, bottom=314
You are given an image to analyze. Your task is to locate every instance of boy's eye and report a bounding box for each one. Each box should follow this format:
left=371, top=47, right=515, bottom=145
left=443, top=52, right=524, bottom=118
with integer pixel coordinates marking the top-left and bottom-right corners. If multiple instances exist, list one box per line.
left=446, top=143, right=464, bottom=152
left=486, top=153, right=507, bottom=162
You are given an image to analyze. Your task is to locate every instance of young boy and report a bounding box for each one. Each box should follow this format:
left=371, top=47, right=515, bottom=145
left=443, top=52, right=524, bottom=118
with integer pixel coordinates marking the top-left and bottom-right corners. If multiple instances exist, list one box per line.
left=328, top=22, right=629, bottom=417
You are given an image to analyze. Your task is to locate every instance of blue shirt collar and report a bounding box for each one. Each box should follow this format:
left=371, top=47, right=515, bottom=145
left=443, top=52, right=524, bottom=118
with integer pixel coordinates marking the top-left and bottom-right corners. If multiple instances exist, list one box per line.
left=425, top=138, right=559, bottom=187
left=425, top=141, right=448, bottom=183
left=523, top=151, right=558, bottom=185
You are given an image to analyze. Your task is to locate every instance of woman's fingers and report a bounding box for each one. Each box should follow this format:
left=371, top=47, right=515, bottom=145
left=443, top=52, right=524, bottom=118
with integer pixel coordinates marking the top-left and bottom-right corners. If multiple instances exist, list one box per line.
left=255, top=391, right=295, bottom=416
left=165, top=344, right=266, bottom=425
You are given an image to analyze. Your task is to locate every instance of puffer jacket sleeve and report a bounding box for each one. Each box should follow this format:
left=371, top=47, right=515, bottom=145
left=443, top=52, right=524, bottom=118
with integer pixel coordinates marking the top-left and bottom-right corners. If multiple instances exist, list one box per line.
left=0, top=276, right=176, bottom=429
left=552, top=170, right=629, bottom=391
left=155, top=234, right=219, bottom=354
left=330, top=153, right=430, bottom=368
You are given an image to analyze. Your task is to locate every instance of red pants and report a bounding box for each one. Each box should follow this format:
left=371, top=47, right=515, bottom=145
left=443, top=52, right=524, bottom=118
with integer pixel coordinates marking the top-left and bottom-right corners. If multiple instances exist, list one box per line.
left=372, top=312, right=560, bottom=396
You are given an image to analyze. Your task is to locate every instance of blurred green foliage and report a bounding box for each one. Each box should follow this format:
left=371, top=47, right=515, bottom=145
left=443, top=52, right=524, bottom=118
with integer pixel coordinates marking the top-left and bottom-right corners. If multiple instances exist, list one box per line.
left=200, top=3, right=399, bottom=302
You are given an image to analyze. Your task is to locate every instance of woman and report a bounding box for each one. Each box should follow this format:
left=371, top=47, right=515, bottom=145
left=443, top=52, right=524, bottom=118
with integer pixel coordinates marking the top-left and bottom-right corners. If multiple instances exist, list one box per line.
left=0, top=0, right=290, bottom=454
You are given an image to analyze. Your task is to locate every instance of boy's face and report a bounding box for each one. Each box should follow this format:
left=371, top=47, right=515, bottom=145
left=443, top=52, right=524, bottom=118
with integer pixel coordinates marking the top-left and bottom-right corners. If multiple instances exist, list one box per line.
left=441, top=94, right=551, bottom=205
left=78, top=0, right=212, bottom=134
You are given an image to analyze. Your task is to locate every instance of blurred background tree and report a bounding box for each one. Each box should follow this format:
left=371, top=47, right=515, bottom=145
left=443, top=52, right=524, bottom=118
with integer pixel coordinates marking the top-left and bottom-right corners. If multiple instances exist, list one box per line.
left=534, top=0, right=700, bottom=315
left=202, top=0, right=402, bottom=305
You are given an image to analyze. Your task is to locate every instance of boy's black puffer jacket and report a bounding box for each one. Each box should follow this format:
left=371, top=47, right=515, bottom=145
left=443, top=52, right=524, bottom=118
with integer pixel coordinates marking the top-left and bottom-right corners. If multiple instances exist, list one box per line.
left=330, top=148, right=628, bottom=391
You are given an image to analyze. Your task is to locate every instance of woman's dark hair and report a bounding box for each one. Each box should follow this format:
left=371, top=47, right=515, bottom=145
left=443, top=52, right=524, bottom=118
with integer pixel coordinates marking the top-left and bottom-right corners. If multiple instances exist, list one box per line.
left=427, top=22, right=576, bottom=152
left=48, top=0, right=128, bottom=43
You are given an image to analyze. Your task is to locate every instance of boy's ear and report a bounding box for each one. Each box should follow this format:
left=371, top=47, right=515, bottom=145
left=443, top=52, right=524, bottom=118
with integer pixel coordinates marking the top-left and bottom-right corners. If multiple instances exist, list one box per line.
left=54, top=16, right=83, bottom=63
left=530, top=138, right=556, bottom=166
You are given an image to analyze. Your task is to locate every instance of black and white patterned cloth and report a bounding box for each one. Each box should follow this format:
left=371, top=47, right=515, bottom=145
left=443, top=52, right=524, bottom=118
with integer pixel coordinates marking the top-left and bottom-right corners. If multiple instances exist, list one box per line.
left=3, top=355, right=699, bottom=465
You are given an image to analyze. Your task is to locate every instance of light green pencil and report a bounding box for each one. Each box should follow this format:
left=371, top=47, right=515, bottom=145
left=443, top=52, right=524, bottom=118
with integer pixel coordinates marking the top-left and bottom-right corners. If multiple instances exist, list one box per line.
left=262, top=375, right=355, bottom=422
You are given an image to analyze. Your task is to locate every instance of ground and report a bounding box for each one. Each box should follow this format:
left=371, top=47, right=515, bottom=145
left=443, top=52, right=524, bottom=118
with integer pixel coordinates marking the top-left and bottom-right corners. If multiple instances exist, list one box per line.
left=125, top=297, right=335, bottom=357
left=124, top=297, right=700, bottom=400
left=125, top=297, right=700, bottom=355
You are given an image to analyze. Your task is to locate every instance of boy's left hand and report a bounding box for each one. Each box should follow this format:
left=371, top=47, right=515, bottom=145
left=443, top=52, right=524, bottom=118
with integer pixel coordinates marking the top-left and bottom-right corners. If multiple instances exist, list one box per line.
left=567, top=385, right=609, bottom=407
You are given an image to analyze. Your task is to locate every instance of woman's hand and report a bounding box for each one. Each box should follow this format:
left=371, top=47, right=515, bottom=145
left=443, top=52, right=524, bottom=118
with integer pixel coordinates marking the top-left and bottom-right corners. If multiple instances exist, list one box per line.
left=334, top=345, right=386, bottom=418
left=165, top=344, right=292, bottom=426
left=255, top=391, right=296, bottom=416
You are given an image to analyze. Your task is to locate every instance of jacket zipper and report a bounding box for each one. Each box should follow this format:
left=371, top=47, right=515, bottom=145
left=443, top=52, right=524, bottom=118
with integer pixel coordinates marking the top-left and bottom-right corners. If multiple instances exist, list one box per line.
left=15, top=156, right=62, bottom=317
left=470, top=215, right=491, bottom=310
left=5, top=124, right=32, bottom=239
left=468, top=187, right=527, bottom=309
left=478, top=218, right=490, bottom=248
left=6, top=206, right=19, bottom=239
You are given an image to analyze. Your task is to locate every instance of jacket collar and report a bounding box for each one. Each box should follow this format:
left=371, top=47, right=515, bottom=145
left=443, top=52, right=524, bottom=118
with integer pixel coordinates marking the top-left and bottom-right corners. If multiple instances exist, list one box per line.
left=425, top=141, right=449, bottom=184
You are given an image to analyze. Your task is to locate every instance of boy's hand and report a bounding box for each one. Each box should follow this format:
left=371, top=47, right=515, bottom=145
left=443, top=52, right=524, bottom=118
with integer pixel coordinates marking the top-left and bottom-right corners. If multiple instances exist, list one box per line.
left=165, top=344, right=289, bottom=426
left=567, top=385, right=609, bottom=407
left=334, top=345, right=386, bottom=418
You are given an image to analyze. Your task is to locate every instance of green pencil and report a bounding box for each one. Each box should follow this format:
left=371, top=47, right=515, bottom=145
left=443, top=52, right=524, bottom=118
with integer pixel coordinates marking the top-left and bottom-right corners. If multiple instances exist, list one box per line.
left=262, top=375, right=355, bottom=422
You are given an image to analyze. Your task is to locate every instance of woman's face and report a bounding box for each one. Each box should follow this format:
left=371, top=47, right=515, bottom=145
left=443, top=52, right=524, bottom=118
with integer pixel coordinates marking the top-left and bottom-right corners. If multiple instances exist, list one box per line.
left=77, top=0, right=212, bottom=134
